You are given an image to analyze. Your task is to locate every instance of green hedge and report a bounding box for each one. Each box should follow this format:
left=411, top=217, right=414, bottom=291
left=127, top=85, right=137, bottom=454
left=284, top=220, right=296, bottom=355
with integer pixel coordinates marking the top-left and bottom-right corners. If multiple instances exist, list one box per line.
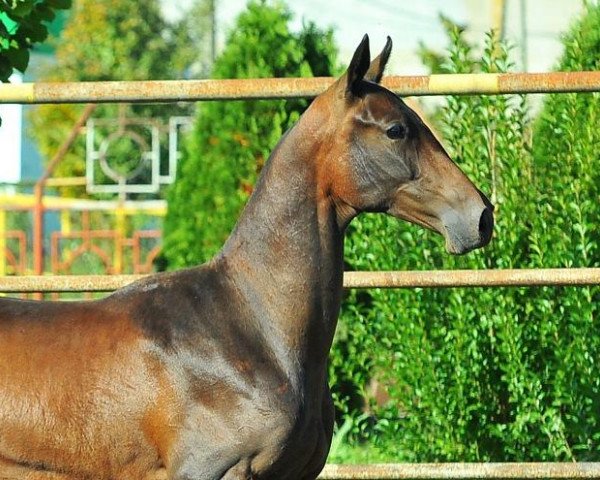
left=330, top=7, right=599, bottom=462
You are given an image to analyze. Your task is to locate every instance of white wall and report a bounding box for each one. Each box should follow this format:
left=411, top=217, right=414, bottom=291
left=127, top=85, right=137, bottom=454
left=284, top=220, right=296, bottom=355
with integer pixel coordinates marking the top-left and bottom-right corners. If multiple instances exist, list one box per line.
left=0, top=73, right=22, bottom=183
left=208, top=0, right=584, bottom=75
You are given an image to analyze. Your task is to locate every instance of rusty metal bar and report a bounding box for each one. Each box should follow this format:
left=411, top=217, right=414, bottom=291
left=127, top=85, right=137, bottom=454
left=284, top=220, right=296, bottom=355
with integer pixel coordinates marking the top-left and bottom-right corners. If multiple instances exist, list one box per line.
left=0, top=268, right=599, bottom=293
left=343, top=268, right=600, bottom=289
left=318, top=463, right=600, bottom=479
left=0, top=275, right=146, bottom=293
left=0, top=72, right=599, bottom=104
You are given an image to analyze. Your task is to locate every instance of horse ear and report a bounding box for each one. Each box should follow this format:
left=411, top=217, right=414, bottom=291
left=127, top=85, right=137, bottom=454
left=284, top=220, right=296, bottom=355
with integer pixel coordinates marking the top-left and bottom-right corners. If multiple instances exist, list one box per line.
left=346, top=34, right=370, bottom=96
left=365, top=36, right=392, bottom=84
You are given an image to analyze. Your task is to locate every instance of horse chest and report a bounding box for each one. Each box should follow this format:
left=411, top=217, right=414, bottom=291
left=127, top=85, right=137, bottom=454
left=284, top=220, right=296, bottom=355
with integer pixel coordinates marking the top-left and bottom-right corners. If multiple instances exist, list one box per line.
left=263, top=399, right=333, bottom=480
left=165, top=364, right=332, bottom=480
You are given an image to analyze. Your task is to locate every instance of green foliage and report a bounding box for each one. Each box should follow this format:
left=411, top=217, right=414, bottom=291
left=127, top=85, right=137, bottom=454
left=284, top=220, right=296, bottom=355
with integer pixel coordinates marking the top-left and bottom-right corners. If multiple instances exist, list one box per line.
left=162, top=0, right=337, bottom=268
left=0, top=0, right=71, bottom=82
left=330, top=10, right=599, bottom=462
left=51, top=0, right=181, bottom=81
left=525, top=4, right=600, bottom=459
left=531, top=2, right=600, bottom=270
left=28, top=0, right=203, bottom=196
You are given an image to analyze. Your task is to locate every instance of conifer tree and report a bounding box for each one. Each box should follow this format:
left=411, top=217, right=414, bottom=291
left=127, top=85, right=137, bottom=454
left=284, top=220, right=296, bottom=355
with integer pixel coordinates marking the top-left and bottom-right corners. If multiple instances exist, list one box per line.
left=163, top=1, right=337, bottom=268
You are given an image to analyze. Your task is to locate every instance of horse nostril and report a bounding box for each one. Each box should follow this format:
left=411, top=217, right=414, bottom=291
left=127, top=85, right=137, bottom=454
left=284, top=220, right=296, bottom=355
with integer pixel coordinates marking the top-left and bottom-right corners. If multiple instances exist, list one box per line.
left=477, top=189, right=495, bottom=212
left=478, top=206, right=494, bottom=245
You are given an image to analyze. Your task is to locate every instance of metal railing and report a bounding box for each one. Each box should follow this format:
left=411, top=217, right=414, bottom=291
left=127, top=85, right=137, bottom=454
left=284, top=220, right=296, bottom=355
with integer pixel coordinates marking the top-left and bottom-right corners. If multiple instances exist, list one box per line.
left=318, top=463, right=600, bottom=479
left=1, top=268, right=600, bottom=293
left=1, top=72, right=599, bottom=479
left=0, top=72, right=599, bottom=104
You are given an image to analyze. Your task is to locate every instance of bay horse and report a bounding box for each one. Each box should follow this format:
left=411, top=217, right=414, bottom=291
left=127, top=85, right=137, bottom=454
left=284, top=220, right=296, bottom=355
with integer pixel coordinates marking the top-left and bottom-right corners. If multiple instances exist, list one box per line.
left=0, top=35, right=493, bottom=480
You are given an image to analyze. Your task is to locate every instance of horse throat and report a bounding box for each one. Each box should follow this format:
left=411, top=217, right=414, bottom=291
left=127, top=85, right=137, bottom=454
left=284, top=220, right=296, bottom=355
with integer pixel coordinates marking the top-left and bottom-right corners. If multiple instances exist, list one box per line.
left=217, top=121, right=346, bottom=374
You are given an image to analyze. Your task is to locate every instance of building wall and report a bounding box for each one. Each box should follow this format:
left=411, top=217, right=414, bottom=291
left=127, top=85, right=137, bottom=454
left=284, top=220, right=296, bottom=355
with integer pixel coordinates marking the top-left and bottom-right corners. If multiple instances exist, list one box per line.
left=464, top=0, right=584, bottom=71
left=209, top=0, right=584, bottom=75
left=0, top=73, right=22, bottom=184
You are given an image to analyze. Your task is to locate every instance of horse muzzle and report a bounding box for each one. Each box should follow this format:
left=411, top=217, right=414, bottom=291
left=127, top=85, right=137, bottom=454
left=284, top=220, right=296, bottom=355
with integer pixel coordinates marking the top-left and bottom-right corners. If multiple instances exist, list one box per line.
left=442, top=191, right=494, bottom=255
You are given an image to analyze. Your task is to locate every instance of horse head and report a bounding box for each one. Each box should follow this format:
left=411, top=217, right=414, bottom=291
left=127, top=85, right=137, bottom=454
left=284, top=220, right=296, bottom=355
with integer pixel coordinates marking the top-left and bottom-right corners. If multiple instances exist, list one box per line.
left=316, top=34, right=494, bottom=254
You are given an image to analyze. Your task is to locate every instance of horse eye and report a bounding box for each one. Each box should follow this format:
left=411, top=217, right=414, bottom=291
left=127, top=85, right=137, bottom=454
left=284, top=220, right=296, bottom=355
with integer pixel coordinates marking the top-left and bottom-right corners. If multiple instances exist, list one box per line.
left=386, top=124, right=407, bottom=140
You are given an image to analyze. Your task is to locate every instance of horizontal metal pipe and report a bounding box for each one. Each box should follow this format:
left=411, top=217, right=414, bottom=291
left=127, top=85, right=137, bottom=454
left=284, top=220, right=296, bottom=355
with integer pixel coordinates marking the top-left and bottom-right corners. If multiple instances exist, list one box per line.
left=0, top=269, right=599, bottom=293
left=318, top=463, right=600, bottom=479
left=0, top=275, right=146, bottom=293
left=0, top=72, right=599, bottom=104
left=0, top=194, right=167, bottom=213
left=44, top=177, right=87, bottom=187
left=343, top=268, right=600, bottom=289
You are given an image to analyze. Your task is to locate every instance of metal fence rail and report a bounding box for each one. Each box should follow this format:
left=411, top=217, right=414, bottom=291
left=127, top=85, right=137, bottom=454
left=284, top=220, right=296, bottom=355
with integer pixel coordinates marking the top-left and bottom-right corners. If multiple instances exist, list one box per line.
left=318, top=463, right=600, bottom=479
left=1, top=268, right=599, bottom=293
left=1, top=71, right=599, bottom=104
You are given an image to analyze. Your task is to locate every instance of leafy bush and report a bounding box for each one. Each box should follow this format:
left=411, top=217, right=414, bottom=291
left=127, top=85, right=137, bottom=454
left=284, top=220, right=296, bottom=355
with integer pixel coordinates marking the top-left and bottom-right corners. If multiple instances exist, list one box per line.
left=330, top=8, right=599, bottom=463
left=162, top=1, right=337, bottom=268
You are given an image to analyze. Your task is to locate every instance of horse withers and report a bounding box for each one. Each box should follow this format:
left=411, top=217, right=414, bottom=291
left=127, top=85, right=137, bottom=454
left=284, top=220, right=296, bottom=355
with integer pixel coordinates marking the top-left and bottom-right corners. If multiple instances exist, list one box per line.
left=0, top=35, right=493, bottom=480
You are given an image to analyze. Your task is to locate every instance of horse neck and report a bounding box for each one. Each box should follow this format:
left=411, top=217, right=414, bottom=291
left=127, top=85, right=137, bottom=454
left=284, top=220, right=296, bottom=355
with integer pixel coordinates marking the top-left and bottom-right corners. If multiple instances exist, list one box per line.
left=217, top=103, right=346, bottom=375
